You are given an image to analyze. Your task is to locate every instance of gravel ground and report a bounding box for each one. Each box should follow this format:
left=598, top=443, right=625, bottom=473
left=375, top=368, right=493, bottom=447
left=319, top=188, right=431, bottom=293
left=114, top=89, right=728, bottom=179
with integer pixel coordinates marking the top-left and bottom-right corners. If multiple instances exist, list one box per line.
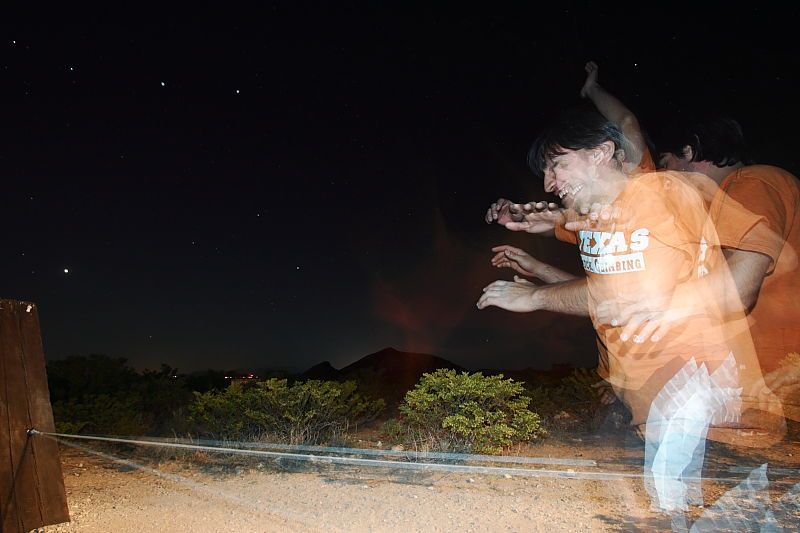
left=39, top=432, right=799, bottom=532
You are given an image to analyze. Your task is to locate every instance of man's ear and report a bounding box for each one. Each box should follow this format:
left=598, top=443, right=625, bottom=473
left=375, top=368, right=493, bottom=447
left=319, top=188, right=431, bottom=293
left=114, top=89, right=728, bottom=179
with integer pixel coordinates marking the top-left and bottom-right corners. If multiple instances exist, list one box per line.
left=595, top=141, right=616, bottom=163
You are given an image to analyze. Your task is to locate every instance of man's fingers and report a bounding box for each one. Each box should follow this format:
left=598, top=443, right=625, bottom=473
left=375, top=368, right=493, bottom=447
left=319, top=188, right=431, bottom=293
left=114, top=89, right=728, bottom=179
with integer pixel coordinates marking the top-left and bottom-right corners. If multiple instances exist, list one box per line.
left=632, top=320, right=661, bottom=344
left=476, top=293, right=492, bottom=309
left=650, top=321, right=673, bottom=343
left=614, top=301, right=645, bottom=326
left=504, top=221, right=527, bottom=232
left=619, top=313, right=648, bottom=343
left=477, top=291, right=506, bottom=310
left=482, top=280, right=507, bottom=292
left=564, top=219, right=590, bottom=232
left=491, top=244, right=520, bottom=254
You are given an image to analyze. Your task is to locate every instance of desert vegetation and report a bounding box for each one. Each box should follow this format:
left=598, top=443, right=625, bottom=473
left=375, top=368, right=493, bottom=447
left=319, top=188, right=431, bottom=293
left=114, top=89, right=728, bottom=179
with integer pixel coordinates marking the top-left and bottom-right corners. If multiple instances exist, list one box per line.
left=48, top=354, right=611, bottom=454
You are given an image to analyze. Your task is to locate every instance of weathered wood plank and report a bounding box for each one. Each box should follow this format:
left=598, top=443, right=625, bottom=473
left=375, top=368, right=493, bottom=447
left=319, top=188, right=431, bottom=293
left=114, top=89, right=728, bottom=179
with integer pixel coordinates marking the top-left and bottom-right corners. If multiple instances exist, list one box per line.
left=0, top=300, right=69, bottom=532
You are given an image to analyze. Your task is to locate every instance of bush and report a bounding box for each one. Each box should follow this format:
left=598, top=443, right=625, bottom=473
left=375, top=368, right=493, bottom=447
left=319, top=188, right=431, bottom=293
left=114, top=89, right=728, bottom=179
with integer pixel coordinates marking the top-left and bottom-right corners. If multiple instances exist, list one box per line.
left=188, top=379, right=385, bottom=444
left=47, top=356, right=192, bottom=436
left=398, top=369, right=545, bottom=454
left=52, top=394, right=148, bottom=435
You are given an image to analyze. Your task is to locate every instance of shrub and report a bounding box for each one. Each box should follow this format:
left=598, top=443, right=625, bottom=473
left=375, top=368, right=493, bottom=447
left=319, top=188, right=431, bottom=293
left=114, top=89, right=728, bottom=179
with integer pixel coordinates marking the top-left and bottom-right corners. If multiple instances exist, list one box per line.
left=52, top=394, right=148, bottom=435
left=188, top=379, right=385, bottom=444
left=47, top=356, right=192, bottom=436
left=398, top=369, right=545, bottom=454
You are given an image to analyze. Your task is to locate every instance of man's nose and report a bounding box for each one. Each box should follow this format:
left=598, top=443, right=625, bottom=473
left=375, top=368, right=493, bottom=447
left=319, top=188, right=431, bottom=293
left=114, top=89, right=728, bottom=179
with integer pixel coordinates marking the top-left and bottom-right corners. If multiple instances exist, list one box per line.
left=543, top=172, right=556, bottom=193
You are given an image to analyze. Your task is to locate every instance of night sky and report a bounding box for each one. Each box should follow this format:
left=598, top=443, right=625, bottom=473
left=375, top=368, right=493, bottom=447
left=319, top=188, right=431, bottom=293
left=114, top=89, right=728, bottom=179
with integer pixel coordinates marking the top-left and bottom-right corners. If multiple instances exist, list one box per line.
left=3, top=4, right=799, bottom=373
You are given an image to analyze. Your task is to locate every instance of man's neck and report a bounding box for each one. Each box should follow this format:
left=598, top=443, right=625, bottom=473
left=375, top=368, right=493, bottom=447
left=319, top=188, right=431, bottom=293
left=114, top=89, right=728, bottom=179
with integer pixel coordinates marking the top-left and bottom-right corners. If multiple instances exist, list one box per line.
left=703, top=161, right=745, bottom=185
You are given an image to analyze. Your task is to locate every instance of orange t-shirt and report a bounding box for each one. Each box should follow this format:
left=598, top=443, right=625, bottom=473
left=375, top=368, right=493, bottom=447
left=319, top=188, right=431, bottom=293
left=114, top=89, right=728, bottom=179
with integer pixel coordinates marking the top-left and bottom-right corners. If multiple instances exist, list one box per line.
left=565, top=172, right=770, bottom=427
left=582, top=174, right=727, bottom=382
left=710, top=165, right=800, bottom=373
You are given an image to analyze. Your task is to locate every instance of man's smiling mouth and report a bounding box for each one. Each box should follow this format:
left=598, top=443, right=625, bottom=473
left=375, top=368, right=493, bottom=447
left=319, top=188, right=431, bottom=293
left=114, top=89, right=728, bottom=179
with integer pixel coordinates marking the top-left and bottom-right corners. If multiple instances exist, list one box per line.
left=558, top=184, right=583, bottom=200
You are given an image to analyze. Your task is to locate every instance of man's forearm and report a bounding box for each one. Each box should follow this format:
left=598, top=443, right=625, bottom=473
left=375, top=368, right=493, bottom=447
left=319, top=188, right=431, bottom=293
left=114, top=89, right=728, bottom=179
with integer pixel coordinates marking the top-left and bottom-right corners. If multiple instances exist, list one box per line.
left=723, top=248, right=772, bottom=312
left=585, top=84, right=644, bottom=165
left=536, top=264, right=580, bottom=284
left=530, top=278, right=589, bottom=316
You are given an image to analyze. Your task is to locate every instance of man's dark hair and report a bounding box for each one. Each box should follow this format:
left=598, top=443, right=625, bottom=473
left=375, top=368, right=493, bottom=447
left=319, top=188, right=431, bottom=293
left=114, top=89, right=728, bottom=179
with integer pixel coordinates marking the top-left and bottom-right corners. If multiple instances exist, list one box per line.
left=527, top=107, right=625, bottom=178
left=658, top=115, right=754, bottom=167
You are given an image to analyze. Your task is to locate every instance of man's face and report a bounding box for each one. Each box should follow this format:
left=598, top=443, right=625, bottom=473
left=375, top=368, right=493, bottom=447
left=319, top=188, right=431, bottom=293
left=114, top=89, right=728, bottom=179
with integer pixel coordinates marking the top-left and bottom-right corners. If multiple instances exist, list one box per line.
left=543, top=148, right=598, bottom=210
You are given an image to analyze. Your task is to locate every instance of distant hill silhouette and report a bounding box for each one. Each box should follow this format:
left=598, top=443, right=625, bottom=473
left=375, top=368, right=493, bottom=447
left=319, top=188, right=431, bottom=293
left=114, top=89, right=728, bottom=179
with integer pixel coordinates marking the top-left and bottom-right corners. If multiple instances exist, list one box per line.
left=299, top=347, right=465, bottom=413
left=299, top=361, right=342, bottom=381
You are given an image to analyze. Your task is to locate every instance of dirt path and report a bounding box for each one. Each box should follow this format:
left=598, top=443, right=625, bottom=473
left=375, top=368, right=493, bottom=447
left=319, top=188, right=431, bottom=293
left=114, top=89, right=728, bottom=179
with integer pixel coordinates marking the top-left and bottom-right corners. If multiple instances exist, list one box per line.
left=40, top=433, right=799, bottom=532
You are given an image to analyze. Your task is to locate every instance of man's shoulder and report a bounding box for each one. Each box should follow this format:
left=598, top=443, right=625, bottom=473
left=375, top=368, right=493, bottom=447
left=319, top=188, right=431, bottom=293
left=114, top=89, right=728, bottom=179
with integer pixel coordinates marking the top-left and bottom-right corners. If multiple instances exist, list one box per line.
left=628, top=171, right=709, bottom=206
left=723, top=165, right=800, bottom=194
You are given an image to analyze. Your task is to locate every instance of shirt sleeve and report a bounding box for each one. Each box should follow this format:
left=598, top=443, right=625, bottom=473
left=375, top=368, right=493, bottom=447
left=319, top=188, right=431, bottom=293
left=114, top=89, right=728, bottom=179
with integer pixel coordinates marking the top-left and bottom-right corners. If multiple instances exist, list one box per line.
left=554, top=222, right=578, bottom=244
left=714, top=177, right=786, bottom=269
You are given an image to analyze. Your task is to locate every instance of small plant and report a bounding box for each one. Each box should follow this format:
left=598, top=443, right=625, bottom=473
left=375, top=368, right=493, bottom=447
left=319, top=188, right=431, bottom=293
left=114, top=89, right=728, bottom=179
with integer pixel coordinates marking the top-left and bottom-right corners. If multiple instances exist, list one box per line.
left=398, top=369, right=545, bottom=454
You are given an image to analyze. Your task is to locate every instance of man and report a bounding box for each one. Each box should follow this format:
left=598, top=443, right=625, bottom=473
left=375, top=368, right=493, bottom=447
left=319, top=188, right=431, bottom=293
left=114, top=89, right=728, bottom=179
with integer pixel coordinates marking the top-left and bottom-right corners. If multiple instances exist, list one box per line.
left=479, top=106, right=768, bottom=421
left=657, top=117, right=800, bottom=420
left=478, top=107, right=782, bottom=512
left=485, top=64, right=799, bottom=419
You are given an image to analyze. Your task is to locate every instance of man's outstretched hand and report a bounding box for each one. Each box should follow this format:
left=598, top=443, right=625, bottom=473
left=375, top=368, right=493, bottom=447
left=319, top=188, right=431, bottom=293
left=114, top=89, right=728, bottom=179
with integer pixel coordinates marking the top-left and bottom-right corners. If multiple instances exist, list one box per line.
left=485, top=198, right=525, bottom=225
left=503, top=201, right=565, bottom=234
left=477, top=275, right=539, bottom=312
left=490, top=245, right=547, bottom=278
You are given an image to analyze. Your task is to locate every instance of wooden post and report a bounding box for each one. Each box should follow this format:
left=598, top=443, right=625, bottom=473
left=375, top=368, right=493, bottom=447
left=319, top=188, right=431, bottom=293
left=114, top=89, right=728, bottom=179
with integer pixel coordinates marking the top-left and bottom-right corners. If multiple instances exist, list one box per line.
left=1, top=300, right=69, bottom=532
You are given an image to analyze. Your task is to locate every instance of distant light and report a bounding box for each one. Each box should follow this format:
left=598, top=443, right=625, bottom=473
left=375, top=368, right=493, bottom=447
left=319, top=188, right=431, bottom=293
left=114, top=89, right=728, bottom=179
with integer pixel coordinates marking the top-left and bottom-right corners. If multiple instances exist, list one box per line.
left=160, top=81, right=166, bottom=87
left=63, top=268, right=69, bottom=273
left=235, top=89, right=240, bottom=94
